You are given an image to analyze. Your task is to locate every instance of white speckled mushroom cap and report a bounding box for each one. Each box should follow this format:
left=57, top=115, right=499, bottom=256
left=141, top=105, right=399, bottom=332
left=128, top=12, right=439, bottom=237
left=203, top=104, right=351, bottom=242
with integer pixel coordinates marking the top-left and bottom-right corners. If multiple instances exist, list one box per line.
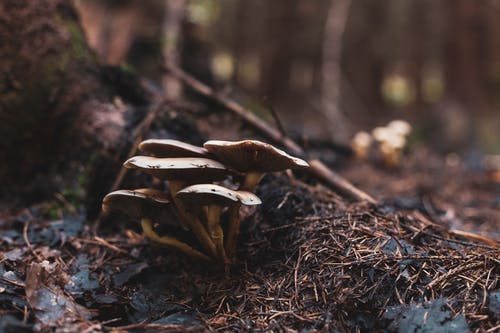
left=176, top=184, right=262, bottom=207
left=102, top=189, right=179, bottom=225
left=139, top=139, right=209, bottom=158
left=203, top=139, right=309, bottom=172
left=123, top=156, right=231, bottom=181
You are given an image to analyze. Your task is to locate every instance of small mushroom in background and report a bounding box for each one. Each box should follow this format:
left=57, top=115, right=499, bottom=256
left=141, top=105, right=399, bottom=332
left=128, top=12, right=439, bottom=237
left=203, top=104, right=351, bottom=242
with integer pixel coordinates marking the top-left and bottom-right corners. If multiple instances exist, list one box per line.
left=371, top=121, right=412, bottom=167
left=124, top=156, right=233, bottom=258
left=203, top=139, right=309, bottom=191
left=378, top=133, right=406, bottom=168
left=351, top=131, right=373, bottom=160
left=139, top=139, right=209, bottom=158
left=372, top=126, right=393, bottom=143
left=176, top=184, right=261, bottom=265
left=102, top=189, right=210, bottom=261
left=387, top=119, right=412, bottom=137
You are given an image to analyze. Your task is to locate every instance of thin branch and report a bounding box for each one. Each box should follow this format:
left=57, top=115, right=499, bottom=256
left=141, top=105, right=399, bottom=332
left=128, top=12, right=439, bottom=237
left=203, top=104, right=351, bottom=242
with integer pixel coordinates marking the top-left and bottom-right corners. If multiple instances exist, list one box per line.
left=23, top=215, right=42, bottom=262
left=162, top=63, right=377, bottom=204
left=163, top=63, right=304, bottom=154
left=261, top=96, right=287, bottom=138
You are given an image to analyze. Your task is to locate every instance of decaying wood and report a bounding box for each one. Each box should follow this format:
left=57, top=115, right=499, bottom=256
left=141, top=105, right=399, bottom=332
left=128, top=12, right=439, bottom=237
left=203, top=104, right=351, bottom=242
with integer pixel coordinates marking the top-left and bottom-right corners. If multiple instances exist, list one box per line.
left=162, top=63, right=378, bottom=204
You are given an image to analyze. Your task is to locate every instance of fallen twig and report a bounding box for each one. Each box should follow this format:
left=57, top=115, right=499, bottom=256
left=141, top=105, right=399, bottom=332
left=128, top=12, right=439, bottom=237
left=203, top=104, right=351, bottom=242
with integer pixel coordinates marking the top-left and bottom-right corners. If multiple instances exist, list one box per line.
left=162, top=63, right=377, bottom=204
left=413, top=211, right=500, bottom=248
left=449, top=229, right=500, bottom=248
left=23, top=215, right=42, bottom=262
left=107, top=323, right=189, bottom=332
left=261, top=96, right=287, bottom=138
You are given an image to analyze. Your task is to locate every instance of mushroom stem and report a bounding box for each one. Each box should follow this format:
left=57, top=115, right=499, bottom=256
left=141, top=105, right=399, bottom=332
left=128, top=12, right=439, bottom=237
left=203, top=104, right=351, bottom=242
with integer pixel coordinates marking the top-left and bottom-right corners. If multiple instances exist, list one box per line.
left=206, top=205, right=228, bottom=264
left=241, top=171, right=263, bottom=192
left=225, top=171, right=262, bottom=260
left=169, top=181, right=217, bottom=258
left=224, top=203, right=241, bottom=260
left=140, top=219, right=211, bottom=261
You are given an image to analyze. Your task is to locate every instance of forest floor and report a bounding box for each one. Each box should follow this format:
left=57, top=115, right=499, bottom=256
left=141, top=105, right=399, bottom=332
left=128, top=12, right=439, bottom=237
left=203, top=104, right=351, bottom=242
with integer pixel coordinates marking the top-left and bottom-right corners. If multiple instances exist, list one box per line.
left=0, top=128, right=499, bottom=332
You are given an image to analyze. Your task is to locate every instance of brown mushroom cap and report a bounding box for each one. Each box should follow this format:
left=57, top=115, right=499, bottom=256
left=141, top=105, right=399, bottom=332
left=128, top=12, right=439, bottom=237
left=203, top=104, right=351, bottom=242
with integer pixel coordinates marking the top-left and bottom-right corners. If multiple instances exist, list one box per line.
left=124, top=156, right=232, bottom=181
left=139, top=139, right=209, bottom=158
left=176, top=184, right=262, bottom=207
left=102, top=189, right=179, bottom=225
left=203, top=139, right=309, bottom=172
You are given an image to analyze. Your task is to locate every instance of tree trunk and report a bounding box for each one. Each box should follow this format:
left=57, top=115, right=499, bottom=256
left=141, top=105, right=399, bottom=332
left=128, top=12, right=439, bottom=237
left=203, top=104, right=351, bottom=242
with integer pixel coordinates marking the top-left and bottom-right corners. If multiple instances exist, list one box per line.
left=0, top=0, right=138, bottom=206
left=437, top=0, right=488, bottom=151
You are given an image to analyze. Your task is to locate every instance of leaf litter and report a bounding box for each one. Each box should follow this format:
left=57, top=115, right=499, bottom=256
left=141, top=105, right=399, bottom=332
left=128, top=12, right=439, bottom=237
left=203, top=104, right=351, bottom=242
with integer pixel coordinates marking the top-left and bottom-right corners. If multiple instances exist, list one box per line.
left=0, top=152, right=498, bottom=332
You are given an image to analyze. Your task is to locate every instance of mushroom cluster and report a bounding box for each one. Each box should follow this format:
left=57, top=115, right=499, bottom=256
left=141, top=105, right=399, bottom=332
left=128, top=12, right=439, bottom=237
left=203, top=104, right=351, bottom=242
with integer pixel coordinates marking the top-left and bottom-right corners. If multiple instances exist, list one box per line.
left=102, top=139, right=309, bottom=266
left=351, top=119, right=412, bottom=167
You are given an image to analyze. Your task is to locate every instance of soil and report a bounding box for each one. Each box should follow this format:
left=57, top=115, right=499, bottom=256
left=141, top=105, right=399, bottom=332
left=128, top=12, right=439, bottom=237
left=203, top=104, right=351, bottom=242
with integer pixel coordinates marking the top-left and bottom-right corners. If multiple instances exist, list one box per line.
left=0, top=138, right=498, bottom=332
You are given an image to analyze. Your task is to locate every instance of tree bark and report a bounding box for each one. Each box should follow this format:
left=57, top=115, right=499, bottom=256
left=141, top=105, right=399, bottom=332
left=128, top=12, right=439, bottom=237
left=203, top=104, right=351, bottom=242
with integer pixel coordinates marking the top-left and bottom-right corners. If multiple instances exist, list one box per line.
left=0, top=0, right=136, bottom=205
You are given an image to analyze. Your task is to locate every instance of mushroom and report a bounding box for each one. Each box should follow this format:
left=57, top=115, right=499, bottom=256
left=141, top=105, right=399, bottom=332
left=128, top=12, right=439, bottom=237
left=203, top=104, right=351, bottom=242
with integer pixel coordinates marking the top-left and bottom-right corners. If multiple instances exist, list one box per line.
left=203, top=139, right=309, bottom=191
left=351, top=131, right=373, bottom=160
left=378, top=132, right=406, bottom=167
left=123, top=156, right=230, bottom=185
left=139, top=218, right=210, bottom=261
left=372, top=126, right=408, bottom=167
left=387, top=119, right=412, bottom=137
left=139, top=139, right=209, bottom=158
left=102, top=188, right=177, bottom=224
left=203, top=139, right=308, bottom=258
left=124, top=156, right=233, bottom=258
left=372, top=126, right=392, bottom=143
left=176, top=184, right=261, bottom=263
left=102, top=189, right=210, bottom=261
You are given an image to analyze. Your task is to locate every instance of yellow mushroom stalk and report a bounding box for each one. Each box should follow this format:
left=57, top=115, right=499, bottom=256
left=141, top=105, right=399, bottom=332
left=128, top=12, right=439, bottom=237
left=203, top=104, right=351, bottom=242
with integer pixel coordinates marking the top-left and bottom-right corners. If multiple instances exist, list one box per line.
left=176, top=184, right=261, bottom=266
left=123, top=155, right=234, bottom=259
left=141, top=219, right=210, bottom=261
left=102, top=189, right=210, bottom=261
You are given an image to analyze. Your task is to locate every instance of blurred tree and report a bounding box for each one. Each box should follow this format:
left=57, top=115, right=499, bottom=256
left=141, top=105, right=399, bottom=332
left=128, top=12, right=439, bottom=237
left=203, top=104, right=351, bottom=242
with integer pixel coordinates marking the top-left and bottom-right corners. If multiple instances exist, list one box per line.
left=162, top=0, right=186, bottom=98
left=92, top=0, right=498, bottom=151
left=321, top=0, right=352, bottom=141
left=435, top=0, right=488, bottom=152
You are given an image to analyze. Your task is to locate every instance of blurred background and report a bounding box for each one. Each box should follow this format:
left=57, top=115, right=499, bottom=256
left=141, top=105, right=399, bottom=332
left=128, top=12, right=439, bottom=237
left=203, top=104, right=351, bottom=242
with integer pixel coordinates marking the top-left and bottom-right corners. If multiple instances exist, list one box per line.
left=75, top=0, right=500, bottom=155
